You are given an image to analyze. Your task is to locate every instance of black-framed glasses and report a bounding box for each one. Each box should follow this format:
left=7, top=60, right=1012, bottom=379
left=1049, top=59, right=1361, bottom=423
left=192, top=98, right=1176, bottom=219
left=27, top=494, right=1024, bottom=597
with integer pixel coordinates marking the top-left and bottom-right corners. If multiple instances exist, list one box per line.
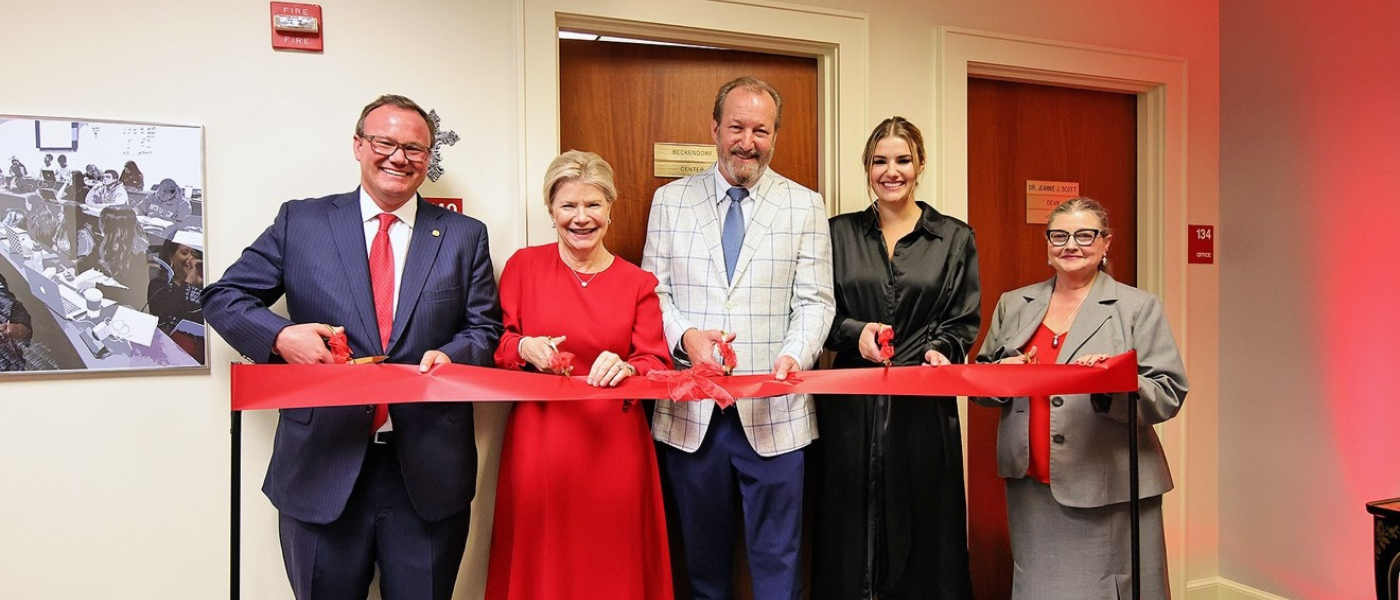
left=1046, top=228, right=1102, bottom=246
left=358, top=135, right=430, bottom=163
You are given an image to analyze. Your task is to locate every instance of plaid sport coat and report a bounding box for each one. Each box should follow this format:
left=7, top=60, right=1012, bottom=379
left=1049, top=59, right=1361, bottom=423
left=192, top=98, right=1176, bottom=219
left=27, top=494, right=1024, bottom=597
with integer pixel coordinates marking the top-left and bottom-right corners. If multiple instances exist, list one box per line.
left=641, top=165, right=834, bottom=456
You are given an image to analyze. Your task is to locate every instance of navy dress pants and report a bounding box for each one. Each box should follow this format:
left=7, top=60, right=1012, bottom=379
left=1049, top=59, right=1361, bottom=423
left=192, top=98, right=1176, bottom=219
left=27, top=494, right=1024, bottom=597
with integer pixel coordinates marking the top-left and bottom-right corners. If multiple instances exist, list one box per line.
left=278, top=441, right=471, bottom=600
left=663, top=406, right=805, bottom=600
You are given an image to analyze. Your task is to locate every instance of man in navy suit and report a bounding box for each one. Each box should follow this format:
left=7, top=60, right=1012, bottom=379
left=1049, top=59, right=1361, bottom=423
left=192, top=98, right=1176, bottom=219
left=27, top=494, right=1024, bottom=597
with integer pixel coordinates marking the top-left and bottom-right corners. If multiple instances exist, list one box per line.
left=203, top=94, right=502, bottom=600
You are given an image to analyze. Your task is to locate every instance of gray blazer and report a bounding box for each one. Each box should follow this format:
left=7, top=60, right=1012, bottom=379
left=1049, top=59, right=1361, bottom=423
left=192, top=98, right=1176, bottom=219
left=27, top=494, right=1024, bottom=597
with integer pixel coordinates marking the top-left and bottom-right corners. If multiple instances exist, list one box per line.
left=642, top=165, right=835, bottom=457
left=976, top=273, right=1187, bottom=508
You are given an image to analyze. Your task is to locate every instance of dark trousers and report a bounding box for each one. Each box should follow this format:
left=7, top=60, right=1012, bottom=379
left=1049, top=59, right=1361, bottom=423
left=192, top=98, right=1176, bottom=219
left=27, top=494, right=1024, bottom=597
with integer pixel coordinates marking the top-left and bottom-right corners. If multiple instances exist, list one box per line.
left=663, top=407, right=805, bottom=600
left=278, top=442, right=471, bottom=600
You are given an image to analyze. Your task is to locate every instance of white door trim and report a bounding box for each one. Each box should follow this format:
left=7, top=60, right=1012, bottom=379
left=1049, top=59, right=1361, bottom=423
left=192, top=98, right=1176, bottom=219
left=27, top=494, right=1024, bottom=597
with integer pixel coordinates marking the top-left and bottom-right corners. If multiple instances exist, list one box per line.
left=521, top=0, right=870, bottom=245
left=938, top=25, right=1192, bottom=598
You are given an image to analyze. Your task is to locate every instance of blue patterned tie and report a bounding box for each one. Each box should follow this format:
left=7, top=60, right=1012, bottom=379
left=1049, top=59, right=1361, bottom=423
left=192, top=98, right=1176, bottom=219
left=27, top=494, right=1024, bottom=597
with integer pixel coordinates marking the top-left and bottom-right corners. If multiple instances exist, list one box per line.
left=721, top=187, right=748, bottom=281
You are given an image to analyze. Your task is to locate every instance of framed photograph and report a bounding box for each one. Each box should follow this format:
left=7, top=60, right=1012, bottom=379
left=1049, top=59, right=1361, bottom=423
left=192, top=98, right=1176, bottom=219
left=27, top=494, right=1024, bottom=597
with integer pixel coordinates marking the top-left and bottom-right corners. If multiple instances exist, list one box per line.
left=0, top=115, right=207, bottom=375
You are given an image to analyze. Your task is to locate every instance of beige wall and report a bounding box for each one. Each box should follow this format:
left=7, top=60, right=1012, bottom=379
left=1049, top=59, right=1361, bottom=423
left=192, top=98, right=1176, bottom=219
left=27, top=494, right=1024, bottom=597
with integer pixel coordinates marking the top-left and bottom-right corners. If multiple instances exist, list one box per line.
left=1220, top=1, right=1400, bottom=599
left=1, top=1, right=523, bottom=598
left=0, top=1, right=1223, bottom=599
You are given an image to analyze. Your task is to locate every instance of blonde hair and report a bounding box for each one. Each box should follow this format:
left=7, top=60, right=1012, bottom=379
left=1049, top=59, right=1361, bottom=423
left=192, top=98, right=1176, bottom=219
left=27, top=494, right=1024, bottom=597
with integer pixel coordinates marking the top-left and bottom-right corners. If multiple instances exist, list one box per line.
left=543, top=150, right=617, bottom=209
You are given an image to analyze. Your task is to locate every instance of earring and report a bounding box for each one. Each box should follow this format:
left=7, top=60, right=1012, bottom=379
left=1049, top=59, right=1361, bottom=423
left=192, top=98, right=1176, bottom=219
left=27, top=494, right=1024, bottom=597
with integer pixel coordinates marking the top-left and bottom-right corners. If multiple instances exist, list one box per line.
left=1101, top=255, right=1108, bottom=267
left=607, top=218, right=613, bottom=224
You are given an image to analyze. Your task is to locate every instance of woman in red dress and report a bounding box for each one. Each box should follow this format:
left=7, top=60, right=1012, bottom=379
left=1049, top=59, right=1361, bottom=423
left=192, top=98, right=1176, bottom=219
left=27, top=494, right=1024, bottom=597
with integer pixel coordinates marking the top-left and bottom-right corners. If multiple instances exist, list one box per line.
left=485, top=150, right=673, bottom=600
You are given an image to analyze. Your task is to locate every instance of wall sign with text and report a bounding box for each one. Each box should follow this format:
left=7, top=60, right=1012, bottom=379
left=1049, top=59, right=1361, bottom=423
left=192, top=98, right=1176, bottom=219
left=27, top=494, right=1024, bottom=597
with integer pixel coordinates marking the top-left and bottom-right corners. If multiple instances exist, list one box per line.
left=1025, top=180, right=1080, bottom=224
left=423, top=197, right=463, bottom=213
left=654, top=143, right=716, bottom=179
left=1188, top=224, right=1214, bottom=264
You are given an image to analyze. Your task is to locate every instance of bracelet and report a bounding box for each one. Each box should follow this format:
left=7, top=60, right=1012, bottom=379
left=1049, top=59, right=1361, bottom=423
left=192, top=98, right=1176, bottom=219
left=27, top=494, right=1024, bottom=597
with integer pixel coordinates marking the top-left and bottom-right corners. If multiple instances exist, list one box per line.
left=517, top=337, right=528, bottom=358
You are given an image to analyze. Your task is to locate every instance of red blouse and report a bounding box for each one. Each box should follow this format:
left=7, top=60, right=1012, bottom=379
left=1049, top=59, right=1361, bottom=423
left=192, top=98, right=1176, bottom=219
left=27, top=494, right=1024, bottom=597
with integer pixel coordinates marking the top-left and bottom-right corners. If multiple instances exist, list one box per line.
left=1023, top=323, right=1063, bottom=483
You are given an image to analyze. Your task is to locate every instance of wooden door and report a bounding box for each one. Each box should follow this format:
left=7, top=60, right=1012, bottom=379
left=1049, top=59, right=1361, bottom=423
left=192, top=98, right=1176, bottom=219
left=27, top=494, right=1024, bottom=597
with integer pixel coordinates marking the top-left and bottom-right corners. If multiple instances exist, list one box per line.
left=559, top=38, right=820, bottom=600
left=558, top=39, right=818, bottom=266
left=965, top=77, right=1138, bottom=600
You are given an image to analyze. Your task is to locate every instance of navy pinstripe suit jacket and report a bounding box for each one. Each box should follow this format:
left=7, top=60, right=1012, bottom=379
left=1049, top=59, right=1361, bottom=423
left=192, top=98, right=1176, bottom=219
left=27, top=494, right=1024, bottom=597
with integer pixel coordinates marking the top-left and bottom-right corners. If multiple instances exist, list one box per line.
left=203, top=191, right=503, bottom=523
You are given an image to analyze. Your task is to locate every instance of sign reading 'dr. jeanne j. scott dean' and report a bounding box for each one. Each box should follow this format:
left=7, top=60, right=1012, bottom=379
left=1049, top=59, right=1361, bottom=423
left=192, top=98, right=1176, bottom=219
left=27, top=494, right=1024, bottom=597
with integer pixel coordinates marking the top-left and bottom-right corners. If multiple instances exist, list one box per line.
left=654, top=143, right=717, bottom=178
left=1026, top=180, right=1080, bottom=224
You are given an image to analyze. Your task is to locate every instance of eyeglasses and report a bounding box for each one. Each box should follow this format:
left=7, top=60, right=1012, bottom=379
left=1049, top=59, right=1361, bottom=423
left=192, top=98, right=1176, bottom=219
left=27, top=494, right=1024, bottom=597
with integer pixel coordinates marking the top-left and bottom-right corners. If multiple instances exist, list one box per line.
left=1046, top=228, right=1103, bottom=246
left=359, top=135, right=430, bottom=163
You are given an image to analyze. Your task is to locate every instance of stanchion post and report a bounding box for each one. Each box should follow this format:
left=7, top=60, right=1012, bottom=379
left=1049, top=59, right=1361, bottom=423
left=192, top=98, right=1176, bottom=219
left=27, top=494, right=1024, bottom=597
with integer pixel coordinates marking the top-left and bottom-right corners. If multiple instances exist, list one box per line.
left=231, top=409, right=241, bottom=600
left=1128, top=396, right=1140, bottom=600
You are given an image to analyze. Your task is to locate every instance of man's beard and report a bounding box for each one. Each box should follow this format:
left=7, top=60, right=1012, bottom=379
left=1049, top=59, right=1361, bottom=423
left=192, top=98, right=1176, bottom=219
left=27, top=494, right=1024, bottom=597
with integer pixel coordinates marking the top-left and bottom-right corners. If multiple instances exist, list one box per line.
left=721, top=145, right=767, bottom=187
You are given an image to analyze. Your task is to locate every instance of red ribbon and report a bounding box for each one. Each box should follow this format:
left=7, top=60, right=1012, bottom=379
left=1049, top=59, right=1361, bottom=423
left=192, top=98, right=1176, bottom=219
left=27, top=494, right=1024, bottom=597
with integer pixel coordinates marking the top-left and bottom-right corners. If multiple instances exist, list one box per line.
left=230, top=352, right=1138, bottom=411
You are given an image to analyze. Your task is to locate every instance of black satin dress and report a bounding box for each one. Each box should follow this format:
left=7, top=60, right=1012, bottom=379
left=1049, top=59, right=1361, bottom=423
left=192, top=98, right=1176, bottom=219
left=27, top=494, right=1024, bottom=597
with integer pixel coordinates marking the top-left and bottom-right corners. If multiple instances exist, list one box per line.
left=813, top=202, right=980, bottom=600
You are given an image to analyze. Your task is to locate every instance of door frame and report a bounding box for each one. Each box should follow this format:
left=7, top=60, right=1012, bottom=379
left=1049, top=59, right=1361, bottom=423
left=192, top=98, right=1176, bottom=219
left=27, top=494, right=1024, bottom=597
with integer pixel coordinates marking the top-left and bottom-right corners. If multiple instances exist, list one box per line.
left=937, top=26, right=1192, bottom=597
left=520, top=0, right=871, bottom=246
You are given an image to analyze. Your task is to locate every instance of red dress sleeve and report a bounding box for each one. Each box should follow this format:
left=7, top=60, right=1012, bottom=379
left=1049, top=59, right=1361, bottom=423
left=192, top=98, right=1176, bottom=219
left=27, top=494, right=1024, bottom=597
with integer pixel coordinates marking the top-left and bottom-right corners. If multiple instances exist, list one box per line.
left=625, top=270, right=672, bottom=375
left=493, top=251, right=527, bottom=370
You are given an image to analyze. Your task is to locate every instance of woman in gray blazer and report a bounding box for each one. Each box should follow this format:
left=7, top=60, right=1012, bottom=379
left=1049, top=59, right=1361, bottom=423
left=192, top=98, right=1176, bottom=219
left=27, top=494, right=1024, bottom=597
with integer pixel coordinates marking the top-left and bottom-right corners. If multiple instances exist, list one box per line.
left=976, top=197, right=1188, bottom=599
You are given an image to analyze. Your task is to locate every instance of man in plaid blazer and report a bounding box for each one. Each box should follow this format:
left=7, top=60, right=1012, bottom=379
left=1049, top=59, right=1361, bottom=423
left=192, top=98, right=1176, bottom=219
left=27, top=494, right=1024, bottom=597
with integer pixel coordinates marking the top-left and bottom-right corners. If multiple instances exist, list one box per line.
left=641, top=76, right=834, bottom=600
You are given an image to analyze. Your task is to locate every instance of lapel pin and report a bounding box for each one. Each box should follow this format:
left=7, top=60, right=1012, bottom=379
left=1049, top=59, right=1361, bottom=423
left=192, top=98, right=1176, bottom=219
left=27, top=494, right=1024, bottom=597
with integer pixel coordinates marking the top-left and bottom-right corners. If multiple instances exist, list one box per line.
left=432, top=230, right=441, bottom=237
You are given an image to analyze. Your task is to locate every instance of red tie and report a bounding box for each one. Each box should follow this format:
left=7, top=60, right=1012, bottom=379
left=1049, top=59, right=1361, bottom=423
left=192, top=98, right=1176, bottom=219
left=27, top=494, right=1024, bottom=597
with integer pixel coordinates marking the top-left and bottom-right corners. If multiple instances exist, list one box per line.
left=369, top=213, right=395, bottom=433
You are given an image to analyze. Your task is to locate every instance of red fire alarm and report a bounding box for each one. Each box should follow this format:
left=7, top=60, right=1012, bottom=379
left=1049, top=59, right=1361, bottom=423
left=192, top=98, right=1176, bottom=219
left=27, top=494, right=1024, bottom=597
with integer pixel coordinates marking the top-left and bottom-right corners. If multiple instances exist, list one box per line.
left=271, top=3, right=323, bottom=52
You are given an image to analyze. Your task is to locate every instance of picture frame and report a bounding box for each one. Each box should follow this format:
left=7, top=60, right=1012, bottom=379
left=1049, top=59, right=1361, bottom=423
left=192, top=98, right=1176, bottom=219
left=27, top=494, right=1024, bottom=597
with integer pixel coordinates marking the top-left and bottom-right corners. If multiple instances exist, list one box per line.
left=0, top=115, right=207, bottom=375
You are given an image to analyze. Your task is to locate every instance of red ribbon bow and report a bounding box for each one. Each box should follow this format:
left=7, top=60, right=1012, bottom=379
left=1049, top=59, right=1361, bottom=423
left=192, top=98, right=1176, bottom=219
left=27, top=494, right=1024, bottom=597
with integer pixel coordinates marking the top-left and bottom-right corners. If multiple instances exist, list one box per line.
left=645, top=363, right=737, bottom=409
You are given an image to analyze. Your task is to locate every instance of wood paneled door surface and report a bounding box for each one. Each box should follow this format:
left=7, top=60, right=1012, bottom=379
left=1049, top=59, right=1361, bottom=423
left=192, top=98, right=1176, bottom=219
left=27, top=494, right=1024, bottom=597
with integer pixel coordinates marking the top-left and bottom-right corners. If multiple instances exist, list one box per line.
left=558, top=38, right=819, bottom=266
left=559, top=37, right=820, bottom=600
left=966, top=76, right=1138, bottom=600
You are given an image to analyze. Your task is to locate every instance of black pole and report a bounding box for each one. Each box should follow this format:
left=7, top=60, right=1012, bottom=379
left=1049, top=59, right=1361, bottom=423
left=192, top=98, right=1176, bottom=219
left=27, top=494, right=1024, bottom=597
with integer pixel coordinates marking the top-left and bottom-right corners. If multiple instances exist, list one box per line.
left=1128, top=396, right=1141, bottom=600
left=231, top=409, right=242, bottom=600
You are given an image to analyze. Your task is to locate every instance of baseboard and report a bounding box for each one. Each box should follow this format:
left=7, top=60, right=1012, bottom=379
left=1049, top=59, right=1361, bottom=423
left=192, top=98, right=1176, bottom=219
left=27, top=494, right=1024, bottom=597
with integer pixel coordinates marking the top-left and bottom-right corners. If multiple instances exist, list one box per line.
left=1186, top=577, right=1294, bottom=600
